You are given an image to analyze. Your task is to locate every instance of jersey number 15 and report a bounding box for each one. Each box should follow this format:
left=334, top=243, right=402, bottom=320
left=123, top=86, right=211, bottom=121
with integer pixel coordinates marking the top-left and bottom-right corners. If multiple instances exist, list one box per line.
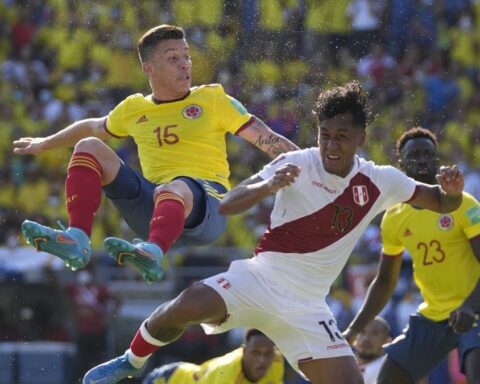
left=154, top=125, right=179, bottom=147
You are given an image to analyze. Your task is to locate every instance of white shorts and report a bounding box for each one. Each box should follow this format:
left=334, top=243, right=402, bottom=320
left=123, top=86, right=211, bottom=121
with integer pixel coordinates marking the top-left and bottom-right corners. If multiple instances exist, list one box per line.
left=201, top=258, right=354, bottom=374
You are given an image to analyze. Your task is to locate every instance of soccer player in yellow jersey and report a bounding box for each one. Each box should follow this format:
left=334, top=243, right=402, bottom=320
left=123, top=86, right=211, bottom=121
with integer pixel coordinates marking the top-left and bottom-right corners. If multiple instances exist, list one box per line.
left=344, top=127, right=480, bottom=383
left=13, top=25, right=298, bottom=282
left=142, top=329, right=284, bottom=384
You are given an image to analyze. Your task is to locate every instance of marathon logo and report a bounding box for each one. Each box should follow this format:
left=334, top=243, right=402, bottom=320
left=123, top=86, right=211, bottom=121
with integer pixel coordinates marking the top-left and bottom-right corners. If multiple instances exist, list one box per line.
left=326, top=342, right=349, bottom=350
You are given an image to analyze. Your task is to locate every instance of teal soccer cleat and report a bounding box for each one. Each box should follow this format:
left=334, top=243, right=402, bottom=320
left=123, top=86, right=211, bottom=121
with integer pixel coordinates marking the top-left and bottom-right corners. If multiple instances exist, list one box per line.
left=104, top=238, right=164, bottom=282
left=21, top=220, right=90, bottom=271
left=83, top=352, right=146, bottom=384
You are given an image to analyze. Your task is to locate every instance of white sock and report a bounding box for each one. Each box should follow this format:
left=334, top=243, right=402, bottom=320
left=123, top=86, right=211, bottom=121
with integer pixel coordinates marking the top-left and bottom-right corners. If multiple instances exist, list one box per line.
left=127, top=321, right=168, bottom=369
left=126, top=348, right=150, bottom=369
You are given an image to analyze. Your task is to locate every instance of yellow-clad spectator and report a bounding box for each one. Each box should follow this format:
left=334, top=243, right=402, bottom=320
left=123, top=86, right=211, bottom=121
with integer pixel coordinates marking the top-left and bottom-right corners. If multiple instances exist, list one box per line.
left=197, top=0, right=223, bottom=27
left=172, top=0, right=196, bottom=28
left=448, top=13, right=480, bottom=69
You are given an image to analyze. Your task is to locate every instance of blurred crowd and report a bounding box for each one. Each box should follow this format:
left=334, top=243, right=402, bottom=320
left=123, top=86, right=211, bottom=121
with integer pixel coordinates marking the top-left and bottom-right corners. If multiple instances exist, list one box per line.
left=2, top=0, right=480, bottom=382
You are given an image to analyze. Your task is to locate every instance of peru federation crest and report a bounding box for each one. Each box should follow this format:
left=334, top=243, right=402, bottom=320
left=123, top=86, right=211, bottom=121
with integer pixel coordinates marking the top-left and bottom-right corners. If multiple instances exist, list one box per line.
left=352, top=185, right=369, bottom=206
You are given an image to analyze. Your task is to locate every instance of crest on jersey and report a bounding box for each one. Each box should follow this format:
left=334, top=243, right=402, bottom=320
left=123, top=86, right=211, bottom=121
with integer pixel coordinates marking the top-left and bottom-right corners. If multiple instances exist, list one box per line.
left=216, top=277, right=231, bottom=289
left=437, top=214, right=454, bottom=230
left=352, top=185, right=369, bottom=206
left=182, top=104, right=202, bottom=119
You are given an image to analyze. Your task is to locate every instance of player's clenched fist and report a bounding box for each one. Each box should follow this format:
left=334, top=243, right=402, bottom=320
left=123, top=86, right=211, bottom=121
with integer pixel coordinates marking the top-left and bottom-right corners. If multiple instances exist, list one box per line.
left=436, top=165, right=464, bottom=196
left=266, top=163, right=301, bottom=193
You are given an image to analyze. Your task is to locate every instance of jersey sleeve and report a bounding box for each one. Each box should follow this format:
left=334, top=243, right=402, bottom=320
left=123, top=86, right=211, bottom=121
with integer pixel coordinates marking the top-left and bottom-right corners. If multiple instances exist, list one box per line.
left=457, top=192, right=480, bottom=240
left=213, top=84, right=253, bottom=134
left=105, top=95, right=138, bottom=138
left=378, top=166, right=417, bottom=207
left=380, top=209, right=405, bottom=256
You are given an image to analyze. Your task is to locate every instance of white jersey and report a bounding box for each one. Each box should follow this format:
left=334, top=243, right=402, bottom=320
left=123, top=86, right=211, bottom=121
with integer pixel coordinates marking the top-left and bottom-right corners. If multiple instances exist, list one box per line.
left=359, top=355, right=386, bottom=384
left=254, top=148, right=417, bottom=302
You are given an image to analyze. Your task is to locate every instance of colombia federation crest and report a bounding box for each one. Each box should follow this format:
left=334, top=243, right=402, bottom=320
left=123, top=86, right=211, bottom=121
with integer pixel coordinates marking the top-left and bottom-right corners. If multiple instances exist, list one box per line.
left=182, top=104, right=203, bottom=119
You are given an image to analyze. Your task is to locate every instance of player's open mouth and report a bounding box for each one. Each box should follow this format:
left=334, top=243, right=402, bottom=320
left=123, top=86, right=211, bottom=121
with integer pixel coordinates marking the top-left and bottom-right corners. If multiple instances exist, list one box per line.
left=327, top=155, right=340, bottom=160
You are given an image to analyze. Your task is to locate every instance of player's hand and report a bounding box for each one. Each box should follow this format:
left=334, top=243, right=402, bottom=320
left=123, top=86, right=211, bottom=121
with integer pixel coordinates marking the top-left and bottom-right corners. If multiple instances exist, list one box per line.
left=13, top=137, right=48, bottom=155
left=436, top=165, right=464, bottom=196
left=448, top=305, right=477, bottom=333
left=342, top=328, right=357, bottom=345
left=266, top=163, right=301, bottom=194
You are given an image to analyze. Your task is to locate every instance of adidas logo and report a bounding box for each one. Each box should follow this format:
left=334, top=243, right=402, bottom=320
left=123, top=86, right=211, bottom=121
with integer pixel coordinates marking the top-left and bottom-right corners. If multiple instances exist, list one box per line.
left=136, top=115, right=148, bottom=124
left=403, top=228, right=413, bottom=237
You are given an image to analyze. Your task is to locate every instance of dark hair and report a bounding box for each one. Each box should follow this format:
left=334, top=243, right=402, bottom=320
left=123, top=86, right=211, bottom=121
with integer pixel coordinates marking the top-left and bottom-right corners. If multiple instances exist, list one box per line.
left=244, top=329, right=268, bottom=344
left=373, top=316, right=391, bottom=337
left=138, top=24, right=185, bottom=63
left=313, top=80, right=373, bottom=130
left=396, top=126, right=438, bottom=156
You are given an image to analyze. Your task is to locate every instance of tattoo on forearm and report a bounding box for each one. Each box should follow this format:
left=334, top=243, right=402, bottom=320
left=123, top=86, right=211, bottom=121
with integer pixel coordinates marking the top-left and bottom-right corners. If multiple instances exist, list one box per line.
left=252, top=134, right=282, bottom=147
left=251, top=135, right=297, bottom=157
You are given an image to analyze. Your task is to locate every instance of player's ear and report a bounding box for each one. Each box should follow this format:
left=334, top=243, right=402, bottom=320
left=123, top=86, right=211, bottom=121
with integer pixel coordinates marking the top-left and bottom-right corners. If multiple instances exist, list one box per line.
left=142, top=62, right=152, bottom=75
left=358, top=128, right=366, bottom=147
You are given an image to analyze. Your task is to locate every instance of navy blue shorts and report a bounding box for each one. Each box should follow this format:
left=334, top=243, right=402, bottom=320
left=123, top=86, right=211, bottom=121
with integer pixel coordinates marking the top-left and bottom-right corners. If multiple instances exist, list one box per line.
left=142, top=362, right=182, bottom=383
left=102, top=163, right=227, bottom=244
left=384, top=313, right=480, bottom=381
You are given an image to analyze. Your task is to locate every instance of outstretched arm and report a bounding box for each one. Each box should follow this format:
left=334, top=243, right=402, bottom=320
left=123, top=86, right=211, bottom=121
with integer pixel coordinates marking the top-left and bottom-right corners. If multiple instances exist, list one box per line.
left=343, top=254, right=403, bottom=343
left=219, top=163, right=301, bottom=215
left=13, top=117, right=110, bottom=155
left=408, top=165, right=464, bottom=213
left=238, top=117, right=299, bottom=158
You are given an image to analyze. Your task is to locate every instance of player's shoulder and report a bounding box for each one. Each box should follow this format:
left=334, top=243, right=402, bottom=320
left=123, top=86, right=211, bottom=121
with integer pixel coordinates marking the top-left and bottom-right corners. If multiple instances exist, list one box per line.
left=383, top=202, right=406, bottom=220
left=358, top=158, right=412, bottom=188
left=205, top=348, right=242, bottom=368
left=358, top=157, right=399, bottom=175
left=123, top=93, right=149, bottom=102
left=457, top=191, right=480, bottom=217
left=290, top=147, right=318, bottom=161
left=461, top=191, right=480, bottom=205
left=116, top=93, right=151, bottom=110
left=271, top=147, right=317, bottom=169
left=191, top=83, right=225, bottom=96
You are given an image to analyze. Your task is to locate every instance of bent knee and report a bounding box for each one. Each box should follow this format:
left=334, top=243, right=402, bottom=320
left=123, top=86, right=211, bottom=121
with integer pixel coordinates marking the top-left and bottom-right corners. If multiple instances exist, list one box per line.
left=154, top=181, right=190, bottom=199
left=153, top=181, right=193, bottom=211
left=74, top=137, right=109, bottom=155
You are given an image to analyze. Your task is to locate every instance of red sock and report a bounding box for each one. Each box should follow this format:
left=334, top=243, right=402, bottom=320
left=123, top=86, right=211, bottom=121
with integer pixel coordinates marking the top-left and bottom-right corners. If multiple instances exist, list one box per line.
left=130, top=321, right=166, bottom=357
left=147, top=192, right=185, bottom=253
left=65, top=152, right=102, bottom=237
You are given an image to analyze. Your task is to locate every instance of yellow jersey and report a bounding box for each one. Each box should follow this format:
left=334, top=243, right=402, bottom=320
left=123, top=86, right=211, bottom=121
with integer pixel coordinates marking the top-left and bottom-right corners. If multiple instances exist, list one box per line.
left=106, top=84, right=254, bottom=189
left=149, top=348, right=284, bottom=384
left=381, top=192, right=480, bottom=321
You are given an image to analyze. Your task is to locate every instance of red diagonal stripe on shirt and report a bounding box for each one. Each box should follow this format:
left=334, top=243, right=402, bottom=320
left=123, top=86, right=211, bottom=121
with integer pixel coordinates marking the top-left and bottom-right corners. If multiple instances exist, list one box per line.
left=254, top=172, right=381, bottom=254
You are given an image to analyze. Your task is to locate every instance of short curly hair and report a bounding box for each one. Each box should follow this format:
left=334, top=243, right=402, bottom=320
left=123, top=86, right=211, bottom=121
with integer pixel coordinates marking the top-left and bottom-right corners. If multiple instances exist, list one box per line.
left=313, top=80, right=373, bottom=130
left=396, top=127, right=438, bottom=156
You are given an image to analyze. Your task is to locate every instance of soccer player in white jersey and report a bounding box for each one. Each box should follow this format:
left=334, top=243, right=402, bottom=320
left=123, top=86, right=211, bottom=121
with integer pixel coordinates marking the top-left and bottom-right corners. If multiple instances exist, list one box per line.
left=354, top=317, right=391, bottom=384
left=83, top=81, right=464, bottom=384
